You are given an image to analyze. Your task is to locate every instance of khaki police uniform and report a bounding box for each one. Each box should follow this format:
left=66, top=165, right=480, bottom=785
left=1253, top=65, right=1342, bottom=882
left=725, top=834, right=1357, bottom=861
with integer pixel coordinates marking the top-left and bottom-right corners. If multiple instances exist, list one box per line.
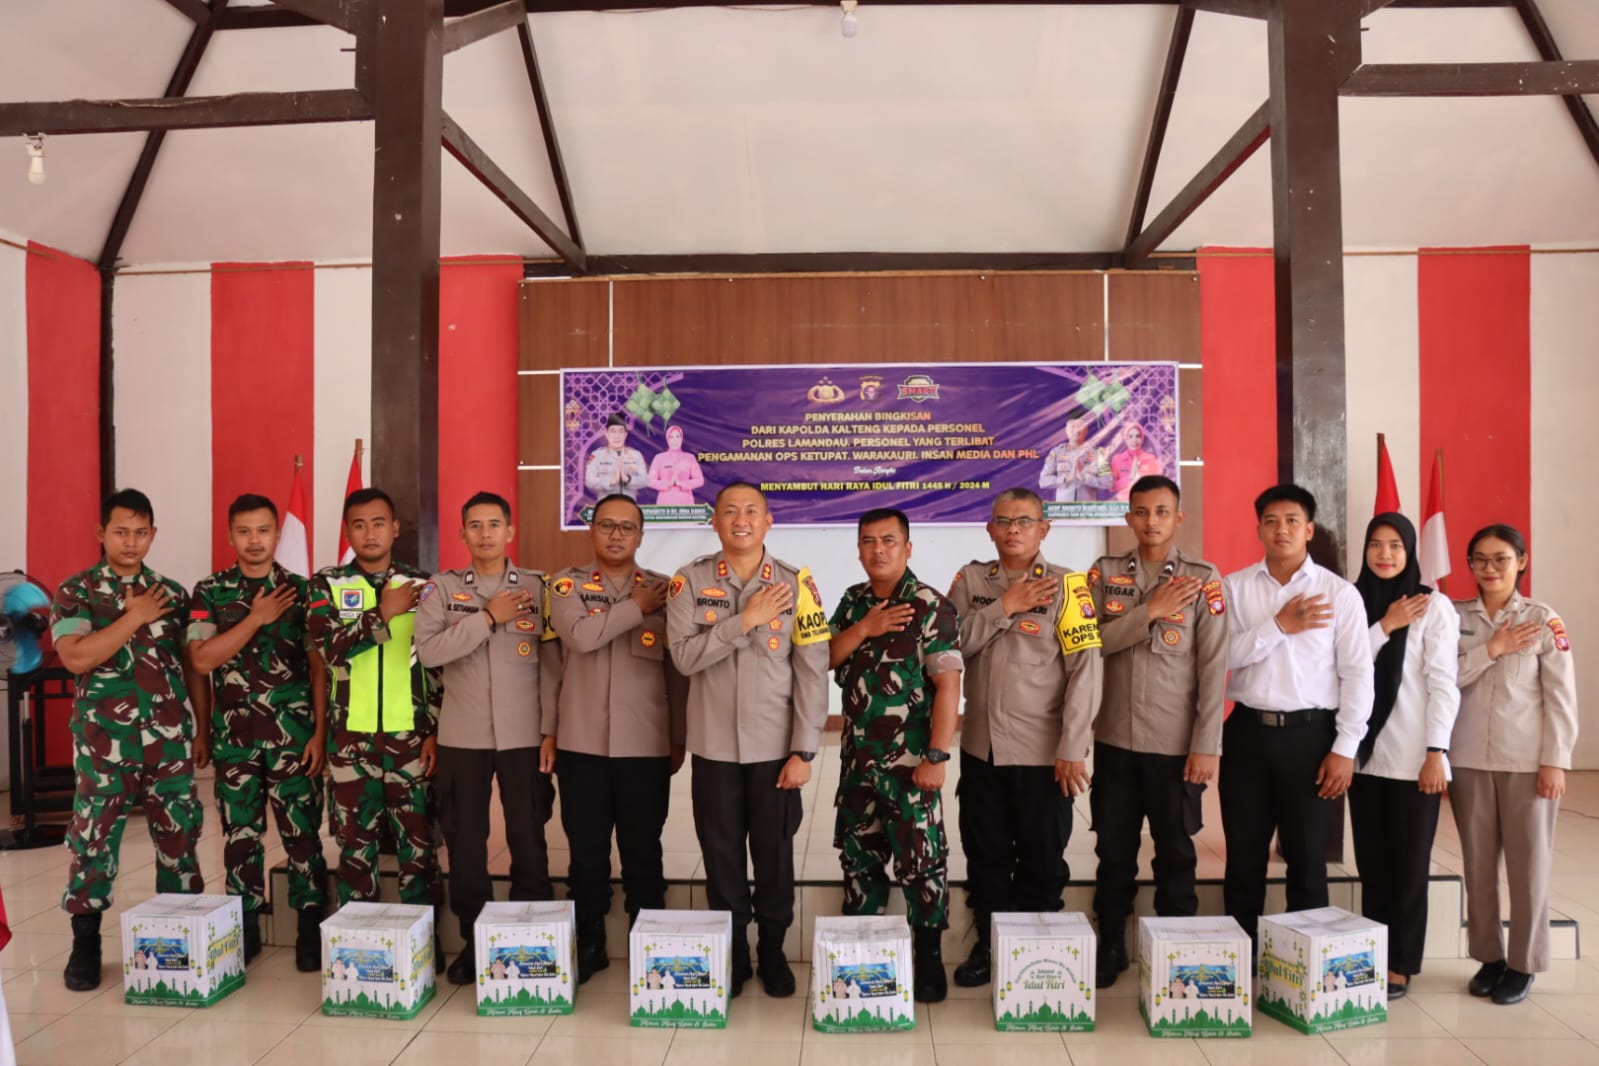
left=666, top=551, right=830, bottom=938
left=548, top=564, right=688, bottom=931
left=1450, top=592, right=1579, bottom=974
left=948, top=554, right=1102, bottom=920
left=584, top=447, right=648, bottom=501
left=1086, top=549, right=1227, bottom=946
left=415, top=563, right=558, bottom=925
left=1039, top=442, right=1110, bottom=503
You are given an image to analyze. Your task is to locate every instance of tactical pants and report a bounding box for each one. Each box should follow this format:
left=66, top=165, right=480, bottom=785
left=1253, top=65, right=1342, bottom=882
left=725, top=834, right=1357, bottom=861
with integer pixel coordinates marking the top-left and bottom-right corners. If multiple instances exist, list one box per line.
left=328, top=729, right=439, bottom=906
left=556, top=749, right=670, bottom=924
left=63, top=737, right=203, bottom=914
left=213, top=736, right=328, bottom=913
left=956, top=749, right=1070, bottom=917
left=691, top=755, right=801, bottom=930
left=436, top=745, right=554, bottom=919
left=1090, top=741, right=1204, bottom=944
left=834, top=758, right=949, bottom=929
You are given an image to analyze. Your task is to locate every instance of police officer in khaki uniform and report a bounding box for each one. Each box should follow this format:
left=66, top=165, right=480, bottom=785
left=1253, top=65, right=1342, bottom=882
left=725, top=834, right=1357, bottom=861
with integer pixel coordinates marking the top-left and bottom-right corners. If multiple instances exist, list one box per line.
left=542, top=493, right=688, bottom=984
left=415, top=491, right=559, bottom=986
left=584, top=413, right=649, bottom=502
left=948, top=487, right=1103, bottom=988
left=666, top=482, right=831, bottom=999
left=1086, top=475, right=1227, bottom=988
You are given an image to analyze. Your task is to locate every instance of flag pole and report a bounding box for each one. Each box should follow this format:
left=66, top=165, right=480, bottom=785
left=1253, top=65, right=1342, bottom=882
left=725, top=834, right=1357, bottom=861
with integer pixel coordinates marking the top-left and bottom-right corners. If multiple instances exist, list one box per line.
left=295, top=453, right=303, bottom=470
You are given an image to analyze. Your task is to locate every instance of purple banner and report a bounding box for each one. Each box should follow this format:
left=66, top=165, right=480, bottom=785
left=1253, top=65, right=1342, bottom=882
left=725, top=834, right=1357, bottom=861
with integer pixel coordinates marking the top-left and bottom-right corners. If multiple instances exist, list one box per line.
left=560, top=362, right=1179, bottom=528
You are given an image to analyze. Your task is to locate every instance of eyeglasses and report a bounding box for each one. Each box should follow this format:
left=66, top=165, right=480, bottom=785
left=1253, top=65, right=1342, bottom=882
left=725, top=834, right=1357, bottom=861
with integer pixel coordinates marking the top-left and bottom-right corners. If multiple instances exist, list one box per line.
left=595, top=520, right=641, bottom=536
left=1468, top=553, right=1519, bottom=571
left=991, top=516, right=1041, bottom=530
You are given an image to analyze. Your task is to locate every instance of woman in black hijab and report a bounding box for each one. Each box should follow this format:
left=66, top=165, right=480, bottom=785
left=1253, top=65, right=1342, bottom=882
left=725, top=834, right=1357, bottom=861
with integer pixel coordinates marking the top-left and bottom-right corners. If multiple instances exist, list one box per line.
left=1348, top=512, right=1460, bottom=998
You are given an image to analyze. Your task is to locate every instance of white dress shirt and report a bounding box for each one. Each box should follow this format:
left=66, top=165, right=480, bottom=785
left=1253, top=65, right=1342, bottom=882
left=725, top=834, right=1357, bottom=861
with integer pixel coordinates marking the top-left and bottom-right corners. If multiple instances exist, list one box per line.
left=1358, top=590, right=1461, bottom=781
left=1224, top=556, right=1375, bottom=759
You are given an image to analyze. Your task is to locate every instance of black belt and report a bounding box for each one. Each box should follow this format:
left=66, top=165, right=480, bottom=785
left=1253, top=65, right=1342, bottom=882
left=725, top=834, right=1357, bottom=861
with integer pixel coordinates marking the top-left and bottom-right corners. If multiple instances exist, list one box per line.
left=1234, top=704, right=1335, bottom=728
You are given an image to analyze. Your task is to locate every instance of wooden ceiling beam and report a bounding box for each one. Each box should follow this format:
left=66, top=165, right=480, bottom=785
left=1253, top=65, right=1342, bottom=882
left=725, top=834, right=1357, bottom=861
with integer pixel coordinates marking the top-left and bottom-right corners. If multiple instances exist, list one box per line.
left=160, top=0, right=213, bottom=22
left=524, top=251, right=1150, bottom=277
left=443, top=0, right=527, bottom=53
left=441, top=110, right=586, bottom=270
left=517, top=20, right=583, bottom=254
left=1125, top=3, right=1195, bottom=250
left=1512, top=0, right=1599, bottom=175
left=0, top=90, right=372, bottom=137
left=262, top=0, right=363, bottom=33
left=1341, top=60, right=1599, bottom=96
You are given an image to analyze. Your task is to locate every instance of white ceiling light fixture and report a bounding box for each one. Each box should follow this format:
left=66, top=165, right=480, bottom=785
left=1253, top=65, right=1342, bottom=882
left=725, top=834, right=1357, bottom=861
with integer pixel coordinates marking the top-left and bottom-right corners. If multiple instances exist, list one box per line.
left=24, top=134, right=45, bottom=185
left=840, top=0, right=859, bottom=39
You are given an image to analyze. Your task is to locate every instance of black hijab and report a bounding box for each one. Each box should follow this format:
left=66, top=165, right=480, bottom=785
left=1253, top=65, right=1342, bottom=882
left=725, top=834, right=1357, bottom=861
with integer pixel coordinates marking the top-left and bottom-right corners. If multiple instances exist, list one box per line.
left=1353, top=512, right=1431, bottom=767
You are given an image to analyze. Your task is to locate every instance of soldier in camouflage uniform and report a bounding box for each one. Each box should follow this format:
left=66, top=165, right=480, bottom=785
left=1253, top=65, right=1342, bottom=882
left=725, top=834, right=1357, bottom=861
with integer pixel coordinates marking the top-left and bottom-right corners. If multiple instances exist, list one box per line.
left=50, top=488, right=208, bottom=992
left=827, top=508, right=963, bottom=1004
left=306, top=488, right=443, bottom=940
left=188, top=493, right=329, bottom=971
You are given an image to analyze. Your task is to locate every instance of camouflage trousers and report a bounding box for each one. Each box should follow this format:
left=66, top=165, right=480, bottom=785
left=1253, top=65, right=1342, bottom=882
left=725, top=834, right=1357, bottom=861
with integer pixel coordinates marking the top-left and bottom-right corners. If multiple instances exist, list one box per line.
left=213, top=736, right=328, bottom=913
left=327, top=729, right=439, bottom=907
left=833, top=758, right=949, bottom=929
left=63, top=738, right=203, bottom=914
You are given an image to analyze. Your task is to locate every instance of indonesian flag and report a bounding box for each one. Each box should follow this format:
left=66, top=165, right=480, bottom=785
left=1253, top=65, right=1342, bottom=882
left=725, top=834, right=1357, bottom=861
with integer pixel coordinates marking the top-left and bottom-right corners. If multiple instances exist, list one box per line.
left=336, top=441, right=364, bottom=566
left=276, top=465, right=311, bottom=577
left=1374, top=433, right=1400, bottom=515
left=1419, top=449, right=1450, bottom=593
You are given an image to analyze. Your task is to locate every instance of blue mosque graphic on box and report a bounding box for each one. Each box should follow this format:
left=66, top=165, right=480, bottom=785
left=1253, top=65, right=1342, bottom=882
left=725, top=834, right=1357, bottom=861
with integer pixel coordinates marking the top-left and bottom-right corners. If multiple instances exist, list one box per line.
left=1325, top=951, right=1376, bottom=990
left=831, top=961, right=899, bottom=998
left=133, top=937, right=189, bottom=971
left=645, top=954, right=710, bottom=990
left=334, top=947, right=394, bottom=983
left=490, top=945, right=558, bottom=980
left=1170, top=963, right=1236, bottom=999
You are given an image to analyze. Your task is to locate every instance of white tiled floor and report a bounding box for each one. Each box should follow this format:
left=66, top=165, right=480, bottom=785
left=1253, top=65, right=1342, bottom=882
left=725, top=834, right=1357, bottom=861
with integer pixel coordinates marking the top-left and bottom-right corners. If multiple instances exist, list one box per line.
left=4, top=751, right=1598, bottom=1064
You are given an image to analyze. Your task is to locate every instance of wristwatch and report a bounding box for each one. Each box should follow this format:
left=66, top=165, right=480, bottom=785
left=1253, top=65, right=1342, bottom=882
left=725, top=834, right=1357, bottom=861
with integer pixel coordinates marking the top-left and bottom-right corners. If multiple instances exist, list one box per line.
left=924, top=748, right=951, bottom=764
left=791, top=751, right=816, bottom=763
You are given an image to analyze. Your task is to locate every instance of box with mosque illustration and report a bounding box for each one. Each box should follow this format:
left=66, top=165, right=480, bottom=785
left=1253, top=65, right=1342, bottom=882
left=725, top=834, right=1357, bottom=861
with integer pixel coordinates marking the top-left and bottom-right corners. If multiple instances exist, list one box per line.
left=629, top=909, right=730, bottom=1028
left=811, top=915, right=915, bottom=1033
left=121, top=894, right=245, bottom=1007
left=1137, top=916, right=1252, bottom=1038
left=1258, top=907, right=1387, bottom=1034
left=992, top=912, right=1096, bottom=1032
left=320, top=902, right=435, bottom=1020
left=473, top=900, right=576, bottom=1016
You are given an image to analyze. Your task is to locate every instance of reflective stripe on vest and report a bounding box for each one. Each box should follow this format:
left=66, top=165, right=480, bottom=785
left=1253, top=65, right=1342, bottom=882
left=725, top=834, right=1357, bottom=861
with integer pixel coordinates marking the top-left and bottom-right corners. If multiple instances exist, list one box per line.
left=327, top=576, right=418, bottom=733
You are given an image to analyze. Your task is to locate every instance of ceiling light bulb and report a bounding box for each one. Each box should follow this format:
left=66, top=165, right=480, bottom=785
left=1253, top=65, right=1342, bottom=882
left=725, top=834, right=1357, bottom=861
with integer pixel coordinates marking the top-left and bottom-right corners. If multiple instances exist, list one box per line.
left=24, top=134, right=44, bottom=186
left=841, top=1, right=858, bottom=38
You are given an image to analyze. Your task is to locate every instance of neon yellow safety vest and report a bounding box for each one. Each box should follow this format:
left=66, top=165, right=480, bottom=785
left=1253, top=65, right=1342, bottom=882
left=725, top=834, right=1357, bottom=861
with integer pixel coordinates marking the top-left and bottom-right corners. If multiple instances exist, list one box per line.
left=325, top=574, right=420, bottom=733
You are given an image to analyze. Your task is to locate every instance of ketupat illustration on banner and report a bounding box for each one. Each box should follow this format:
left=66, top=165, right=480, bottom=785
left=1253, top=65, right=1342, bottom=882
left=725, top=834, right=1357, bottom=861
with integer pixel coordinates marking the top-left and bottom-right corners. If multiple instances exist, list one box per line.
left=560, top=362, right=1180, bottom=528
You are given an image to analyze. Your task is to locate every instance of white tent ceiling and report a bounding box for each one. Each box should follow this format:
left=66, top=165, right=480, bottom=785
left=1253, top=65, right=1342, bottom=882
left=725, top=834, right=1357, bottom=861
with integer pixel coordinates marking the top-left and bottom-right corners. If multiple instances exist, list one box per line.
left=2, top=1, right=1597, bottom=266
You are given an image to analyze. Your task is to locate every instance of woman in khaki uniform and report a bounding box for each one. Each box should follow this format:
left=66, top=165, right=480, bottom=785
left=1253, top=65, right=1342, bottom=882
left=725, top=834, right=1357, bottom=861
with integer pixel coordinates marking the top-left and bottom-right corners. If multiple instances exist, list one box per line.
left=1450, top=523, right=1579, bottom=1005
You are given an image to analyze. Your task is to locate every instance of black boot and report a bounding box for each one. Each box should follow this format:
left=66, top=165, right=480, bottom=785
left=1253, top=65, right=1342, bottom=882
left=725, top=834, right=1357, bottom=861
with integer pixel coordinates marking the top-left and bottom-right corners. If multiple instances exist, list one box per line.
left=62, top=912, right=102, bottom=992
left=730, top=926, right=753, bottom=999
left=241, top=910, right=263, bottom=965
left=1096, top=939, right=1129, bottom=989
left=446, top=916, right=477, bottom=986
left=913, top=928, right=948, bottom=1003
left=296, top=906, right=324, bottom=973
left=576, top=917, right=609, bottom=985
left=953, top=912, right=991, bottom=988
left=757, top=922, right=795, bottom=998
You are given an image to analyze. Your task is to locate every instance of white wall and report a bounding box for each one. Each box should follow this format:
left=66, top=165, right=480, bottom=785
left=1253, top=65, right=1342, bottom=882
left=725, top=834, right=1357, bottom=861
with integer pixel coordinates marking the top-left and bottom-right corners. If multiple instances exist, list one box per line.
left=0, top=239, right=27, bottom=572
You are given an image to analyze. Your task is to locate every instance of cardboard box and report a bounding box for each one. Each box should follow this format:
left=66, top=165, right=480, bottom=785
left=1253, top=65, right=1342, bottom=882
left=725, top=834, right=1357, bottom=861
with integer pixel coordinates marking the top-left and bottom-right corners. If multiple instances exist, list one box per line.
left=121, top=894, right=245, bottom=1007
left=1137, top=916, right=1252, bottom=1038
left=811, top=915, right=915, bottom=1033
left=629, top=909, right=730, bottom=1028
left=1258, top=907, right=1388, bottom=1034
left=473, top=900, right=576, bottom=1016
left=320, top=902, right=436, bottom=1020
left=992, top=912, right=1096, bottom=1032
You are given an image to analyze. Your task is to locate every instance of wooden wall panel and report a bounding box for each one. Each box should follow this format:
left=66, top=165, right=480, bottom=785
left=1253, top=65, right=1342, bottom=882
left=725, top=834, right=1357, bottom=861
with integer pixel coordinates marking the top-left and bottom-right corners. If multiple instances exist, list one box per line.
left=1108, top=272, right=1203, bottom=460
left=520, top=468, right=591, bottom=572
left=519, top=374, right=562, bottom=467
left=520, top=277, right=609, bottom=372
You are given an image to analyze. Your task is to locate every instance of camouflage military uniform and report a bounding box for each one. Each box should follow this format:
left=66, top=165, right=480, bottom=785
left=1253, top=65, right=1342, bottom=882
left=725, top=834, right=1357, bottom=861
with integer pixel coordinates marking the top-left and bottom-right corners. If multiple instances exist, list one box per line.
left=188, top=562, right=327, bottom=913
left=307, top=562, right=441, bottom=907
left=50, top=562, right=204, bottom=914
left=829, top=569, right=963, bottom=929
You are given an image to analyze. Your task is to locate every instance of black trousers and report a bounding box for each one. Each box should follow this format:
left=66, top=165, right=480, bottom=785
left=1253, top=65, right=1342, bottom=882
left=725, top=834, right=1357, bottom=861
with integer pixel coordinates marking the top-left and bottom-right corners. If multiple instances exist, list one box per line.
left=1219, top=708, right=1336, bottom=942
left=436, top=744, right=555, bottom=919
left=1091, top=742, right=1204, bottom=943
left=957, top=749, right=1072, bottom=919
left=1349, top=772, right=1440, bottom=976
left=690, top=755, right=802, bottom=930
left=556, top=748, right=671, bottom=926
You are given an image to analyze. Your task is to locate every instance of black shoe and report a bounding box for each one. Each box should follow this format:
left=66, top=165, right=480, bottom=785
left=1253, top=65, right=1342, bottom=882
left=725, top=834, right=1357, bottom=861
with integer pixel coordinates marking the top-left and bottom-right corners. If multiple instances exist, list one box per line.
left=241, top=910, right=263, bottom=965
left=730, top=928, right=753, bottom=999
left=295, top=907, right=324, bottom=973
left=913, top=928, right=948, bottom=1004
left=62, top=912, right=102, bottom=992
left=1096, top=940, right=1129, bottom=989
left=757, top=922, right=795, bottom=998
left=1492, top=968, right=1534, bottom=1005
left=446, top=943, right=476, bottom=986
left=1469, top=960, right=1508, bottom=997
left=577, top=918, right=609, bottom=985
left=1388, top=979, right=1408, bottom=1000
left=953, top=936, right=991, bottom=988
